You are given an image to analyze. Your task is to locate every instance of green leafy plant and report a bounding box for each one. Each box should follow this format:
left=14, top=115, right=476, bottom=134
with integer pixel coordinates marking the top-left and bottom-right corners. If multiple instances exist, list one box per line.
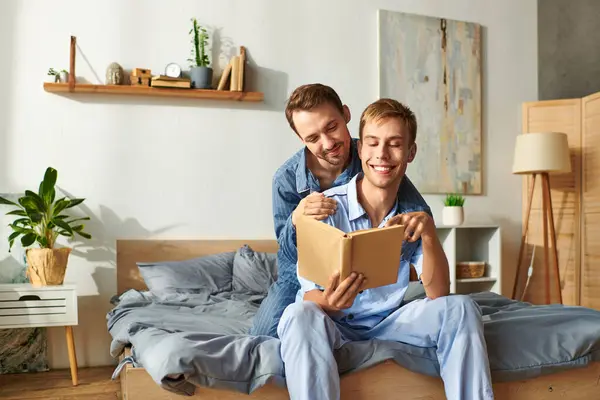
left=188, top=17, right=210, bottom=67
left=0, top=167, right=92, bottom=251
left=444, top=193, right=466, bottom=207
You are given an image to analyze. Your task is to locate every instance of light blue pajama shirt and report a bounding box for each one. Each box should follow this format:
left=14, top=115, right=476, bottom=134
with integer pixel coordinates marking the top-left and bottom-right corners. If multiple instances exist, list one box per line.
left=277, top=174, right=495, bottom=400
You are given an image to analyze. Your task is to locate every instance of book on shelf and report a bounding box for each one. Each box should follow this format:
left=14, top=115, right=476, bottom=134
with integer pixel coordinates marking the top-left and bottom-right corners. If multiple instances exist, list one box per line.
left=296, top=215, right=404, bottom=290
left=217, top=62, right=233, bottom=90
left=151, top=75, right=191, bottom=89
left=238, top=46, right=246, bottom=91
left=229, top=56, right=241, bottom=92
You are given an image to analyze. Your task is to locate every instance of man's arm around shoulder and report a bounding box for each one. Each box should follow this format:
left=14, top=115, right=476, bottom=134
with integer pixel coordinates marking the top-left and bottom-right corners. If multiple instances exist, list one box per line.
left=272, top=178, right=301, bottom=266
left=272, top=177, right=338, bottom=268
left=399, top=176, right=434, bottom=219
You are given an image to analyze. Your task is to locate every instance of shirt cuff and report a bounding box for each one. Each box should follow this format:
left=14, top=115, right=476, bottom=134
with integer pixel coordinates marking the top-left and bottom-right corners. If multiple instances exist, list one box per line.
left=297, top=274, right=324, bottom=296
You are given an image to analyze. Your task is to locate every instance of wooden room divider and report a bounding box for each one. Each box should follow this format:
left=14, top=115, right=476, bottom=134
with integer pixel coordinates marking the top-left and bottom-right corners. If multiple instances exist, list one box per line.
left=519, top=91, right=600, bottom=309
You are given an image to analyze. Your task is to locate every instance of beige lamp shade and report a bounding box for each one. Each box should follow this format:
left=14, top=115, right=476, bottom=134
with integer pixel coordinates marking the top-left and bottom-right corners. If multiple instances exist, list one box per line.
left=512, top=132, right=572, bottom=174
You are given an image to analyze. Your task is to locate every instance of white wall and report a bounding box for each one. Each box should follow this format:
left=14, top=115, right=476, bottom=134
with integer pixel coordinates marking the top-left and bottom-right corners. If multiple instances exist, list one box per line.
left=0, top=0, right=537, bottom=369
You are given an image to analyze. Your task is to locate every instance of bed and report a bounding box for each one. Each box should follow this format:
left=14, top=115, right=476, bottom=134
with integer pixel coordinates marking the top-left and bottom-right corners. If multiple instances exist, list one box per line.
left=109, top=239, right=600, bottom=400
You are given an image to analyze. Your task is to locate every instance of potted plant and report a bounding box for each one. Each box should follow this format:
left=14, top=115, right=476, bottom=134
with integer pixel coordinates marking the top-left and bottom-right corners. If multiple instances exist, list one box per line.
left=188, top=17, right=212, bottom=89
left=48, top=68, right=69, bottom=83
left=442, top=193, right=465, bottom=226
left=0, top=167, right=92, bottom=286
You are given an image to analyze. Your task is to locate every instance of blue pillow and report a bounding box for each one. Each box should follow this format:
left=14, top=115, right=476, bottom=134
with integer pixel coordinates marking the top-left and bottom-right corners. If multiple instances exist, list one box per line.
left=137, top=252, right=235, bottom=294
left=232, top=245, right=278, bottom=294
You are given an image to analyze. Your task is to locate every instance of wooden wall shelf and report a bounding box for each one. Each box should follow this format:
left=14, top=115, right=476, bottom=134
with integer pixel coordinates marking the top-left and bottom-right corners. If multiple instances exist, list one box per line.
left=43, top=82, right=264, bottom=102
left=44, top=36, right=264, bottom=103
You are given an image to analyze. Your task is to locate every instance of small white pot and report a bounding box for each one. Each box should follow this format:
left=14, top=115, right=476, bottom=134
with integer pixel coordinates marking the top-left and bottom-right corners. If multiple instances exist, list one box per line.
left=58, top=71, right=69, bottom=83
left=442, top=206, right=464, bottom=226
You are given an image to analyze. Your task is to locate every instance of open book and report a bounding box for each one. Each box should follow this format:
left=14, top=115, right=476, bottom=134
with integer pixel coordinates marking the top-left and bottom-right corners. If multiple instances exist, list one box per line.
left=296, top=215, right=404, bottom=290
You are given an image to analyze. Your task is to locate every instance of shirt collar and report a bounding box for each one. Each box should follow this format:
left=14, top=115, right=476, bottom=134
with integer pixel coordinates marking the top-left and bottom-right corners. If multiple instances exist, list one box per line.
left=295, top=148, right=310, bottom=193
left=346, top=138, right=362, bottom=175
left=347, top=173, right=399, bottom=225
left=347, top=174, right=365, bottom=221
left=295, top=139, right=361, bottom=194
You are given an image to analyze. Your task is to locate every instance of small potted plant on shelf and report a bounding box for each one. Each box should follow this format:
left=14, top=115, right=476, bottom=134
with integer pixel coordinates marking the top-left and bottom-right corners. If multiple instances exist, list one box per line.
left=48, top=68, right=69, bottom=83
left=188, top=17, right=212, bottom=89
left=0, top=167, right=92, bottom=286
left=442, top=193, right=465, bottom=226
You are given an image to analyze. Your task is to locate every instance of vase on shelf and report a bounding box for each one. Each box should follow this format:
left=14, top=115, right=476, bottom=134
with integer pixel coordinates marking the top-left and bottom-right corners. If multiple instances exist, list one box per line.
left=190, top=66, right=213, bottom=89
left=442, top=206, right=464, bottom=226
left=58, top=71, right=69, bottom=83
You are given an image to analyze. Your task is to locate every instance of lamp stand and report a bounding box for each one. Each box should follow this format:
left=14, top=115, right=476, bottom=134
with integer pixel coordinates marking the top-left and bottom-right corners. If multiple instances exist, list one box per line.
left=512, top=173, right=563, bottom=304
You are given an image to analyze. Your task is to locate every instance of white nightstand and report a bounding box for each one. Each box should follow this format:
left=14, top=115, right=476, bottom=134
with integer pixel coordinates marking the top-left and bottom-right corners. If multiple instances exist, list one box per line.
left=0, top=283, right=78, bottom=385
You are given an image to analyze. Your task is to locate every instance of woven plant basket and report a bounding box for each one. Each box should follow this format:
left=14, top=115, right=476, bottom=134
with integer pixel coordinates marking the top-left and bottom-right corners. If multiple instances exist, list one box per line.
left=25, top=248, right=72, bottom=286
left=456, top=261, right=486, bottom=279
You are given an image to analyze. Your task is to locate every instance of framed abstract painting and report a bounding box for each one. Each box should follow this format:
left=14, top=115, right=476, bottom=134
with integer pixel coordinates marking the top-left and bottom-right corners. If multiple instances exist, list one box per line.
left=378, top=10, right=483, bottom=194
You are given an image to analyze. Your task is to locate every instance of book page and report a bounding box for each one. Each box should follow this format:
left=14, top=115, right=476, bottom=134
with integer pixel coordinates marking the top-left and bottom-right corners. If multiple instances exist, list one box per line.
left=296, top=216, right=345, bottom=288
left=348, top=224, right=404, bottom=289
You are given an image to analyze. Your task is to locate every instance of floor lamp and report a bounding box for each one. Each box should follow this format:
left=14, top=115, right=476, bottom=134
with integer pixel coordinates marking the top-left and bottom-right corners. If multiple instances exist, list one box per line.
left=511, top=132, right=571, bottom=304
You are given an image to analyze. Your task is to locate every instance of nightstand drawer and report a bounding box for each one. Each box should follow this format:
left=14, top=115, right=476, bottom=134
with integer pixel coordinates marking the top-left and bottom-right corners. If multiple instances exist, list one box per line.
left=0, top=285, right=77, bottom=328
left=0, top=299, right=66, bottom=316
left=0, top=289, right=73, bottom=302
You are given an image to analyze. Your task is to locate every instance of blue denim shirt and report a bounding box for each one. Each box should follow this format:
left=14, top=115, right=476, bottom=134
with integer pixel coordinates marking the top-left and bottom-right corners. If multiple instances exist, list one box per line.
left=272, top=138, right=431, bottom=284
left=296, top=173, right=425, bottom=329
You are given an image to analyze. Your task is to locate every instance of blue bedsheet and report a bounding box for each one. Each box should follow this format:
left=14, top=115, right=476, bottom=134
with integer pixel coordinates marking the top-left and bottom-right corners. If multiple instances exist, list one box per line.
left=106, top=248, right=600, bottom=396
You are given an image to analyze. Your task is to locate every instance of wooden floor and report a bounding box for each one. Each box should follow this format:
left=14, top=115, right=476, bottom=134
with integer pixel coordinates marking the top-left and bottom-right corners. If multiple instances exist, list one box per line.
left=0, top=366, right=120, bottom=399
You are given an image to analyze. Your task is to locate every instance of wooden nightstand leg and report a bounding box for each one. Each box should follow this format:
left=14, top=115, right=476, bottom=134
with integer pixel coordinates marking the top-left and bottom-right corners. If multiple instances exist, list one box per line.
left=65, top=326, right=78, bottom=386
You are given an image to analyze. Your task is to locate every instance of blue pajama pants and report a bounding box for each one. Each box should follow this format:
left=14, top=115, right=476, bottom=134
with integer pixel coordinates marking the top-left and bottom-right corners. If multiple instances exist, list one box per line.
left=277, top=295, right=494, bottom=400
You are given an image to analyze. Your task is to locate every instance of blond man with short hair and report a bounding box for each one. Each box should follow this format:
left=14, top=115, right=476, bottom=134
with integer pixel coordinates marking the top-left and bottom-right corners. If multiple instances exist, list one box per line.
left=277, top=98, right=494, bottom=400
left=251, top=84, right=432, bottom=337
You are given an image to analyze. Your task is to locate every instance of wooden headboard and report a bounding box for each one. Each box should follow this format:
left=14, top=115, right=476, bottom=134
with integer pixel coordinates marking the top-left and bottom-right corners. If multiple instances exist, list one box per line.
left=116, top=239, right=279, bottom=295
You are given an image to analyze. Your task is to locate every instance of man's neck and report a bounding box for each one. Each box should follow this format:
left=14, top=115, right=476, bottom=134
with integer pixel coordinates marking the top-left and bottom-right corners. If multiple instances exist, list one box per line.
left=356, top=177, right=400, bottom=228
left=306, top=150, right=349, bottom=190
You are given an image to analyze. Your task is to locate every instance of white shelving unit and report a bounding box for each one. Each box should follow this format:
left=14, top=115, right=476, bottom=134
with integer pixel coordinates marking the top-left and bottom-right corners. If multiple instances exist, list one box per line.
left=435, top=224, right=502, bottom=294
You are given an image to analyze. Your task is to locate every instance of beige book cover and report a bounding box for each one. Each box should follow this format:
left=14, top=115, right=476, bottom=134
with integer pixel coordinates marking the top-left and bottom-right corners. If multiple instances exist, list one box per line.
left=296, top=215, right=404, bottom=290
left=230, top=56, right=241, bottom=91
left=217, top=61, right=232, bottom=90
left=238, top=46, right=246, bottom=91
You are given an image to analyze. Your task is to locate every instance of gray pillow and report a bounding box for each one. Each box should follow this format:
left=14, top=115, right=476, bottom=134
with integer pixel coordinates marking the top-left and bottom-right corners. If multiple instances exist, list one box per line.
left=137, top=252, right=235, bottom=294
left=232, top=245, right=278, bottom=294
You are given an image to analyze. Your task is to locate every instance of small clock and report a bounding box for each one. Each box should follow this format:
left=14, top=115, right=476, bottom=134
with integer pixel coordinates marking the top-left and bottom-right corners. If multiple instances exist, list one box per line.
left=165, top=63, right=182, bottom=78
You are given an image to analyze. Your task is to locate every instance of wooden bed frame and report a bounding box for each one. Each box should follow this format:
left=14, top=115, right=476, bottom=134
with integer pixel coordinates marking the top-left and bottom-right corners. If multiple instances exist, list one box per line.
left=115, top=239, right=600, bottom=400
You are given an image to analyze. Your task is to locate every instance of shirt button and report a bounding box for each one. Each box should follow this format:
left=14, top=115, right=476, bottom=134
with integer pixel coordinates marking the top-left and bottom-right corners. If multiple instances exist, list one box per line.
left=348, top=314, right=354, bottom=320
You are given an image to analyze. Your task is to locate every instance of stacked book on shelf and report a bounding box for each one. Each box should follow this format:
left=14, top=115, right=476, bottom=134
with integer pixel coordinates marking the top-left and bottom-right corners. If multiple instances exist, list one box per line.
left=129, top=68, right=191, bottom=89
left=151, top=76, right=191, bottom=89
